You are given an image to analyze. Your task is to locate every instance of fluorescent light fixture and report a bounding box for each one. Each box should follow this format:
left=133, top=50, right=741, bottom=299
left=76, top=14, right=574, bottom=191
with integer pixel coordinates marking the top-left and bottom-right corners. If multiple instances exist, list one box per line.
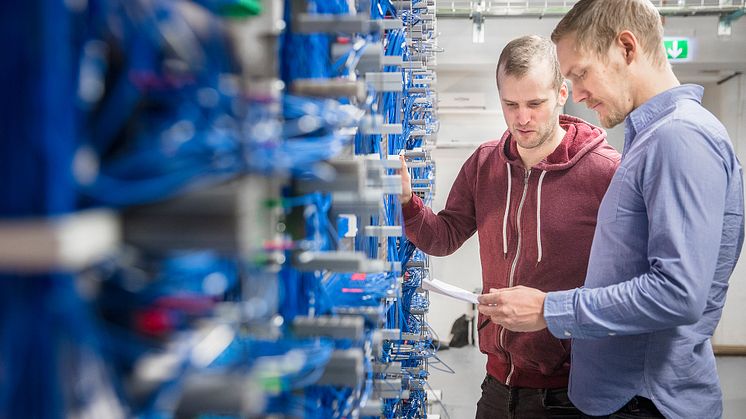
left=471, top=11, right=485, bottom=43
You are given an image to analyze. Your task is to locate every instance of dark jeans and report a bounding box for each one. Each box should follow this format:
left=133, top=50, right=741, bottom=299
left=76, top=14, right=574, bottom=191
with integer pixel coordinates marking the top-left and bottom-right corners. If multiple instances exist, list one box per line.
left=580, top=396, right=664, bottom=419
left=475, top=374, right=581, bottom=419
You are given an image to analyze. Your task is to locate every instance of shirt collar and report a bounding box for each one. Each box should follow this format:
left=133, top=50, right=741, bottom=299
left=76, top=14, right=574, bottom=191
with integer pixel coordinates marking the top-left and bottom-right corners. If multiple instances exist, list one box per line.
left=626, top=84, right=704, bottom=136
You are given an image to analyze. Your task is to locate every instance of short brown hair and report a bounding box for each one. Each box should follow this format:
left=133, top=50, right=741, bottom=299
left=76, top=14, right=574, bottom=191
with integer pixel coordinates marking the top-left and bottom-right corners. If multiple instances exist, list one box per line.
left=551, top=0, right=667, bottom=67
left=496, top=35, right=564, bottom=91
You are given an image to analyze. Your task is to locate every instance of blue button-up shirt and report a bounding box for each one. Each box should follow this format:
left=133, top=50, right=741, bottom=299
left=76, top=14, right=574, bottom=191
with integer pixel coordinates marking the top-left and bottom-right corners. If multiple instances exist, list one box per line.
left=544, top=85, right=744, bottom=418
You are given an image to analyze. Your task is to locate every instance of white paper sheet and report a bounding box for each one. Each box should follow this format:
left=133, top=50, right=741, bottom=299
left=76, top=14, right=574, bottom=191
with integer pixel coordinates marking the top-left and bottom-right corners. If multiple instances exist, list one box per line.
left=421, top=277, right=480, bottom=304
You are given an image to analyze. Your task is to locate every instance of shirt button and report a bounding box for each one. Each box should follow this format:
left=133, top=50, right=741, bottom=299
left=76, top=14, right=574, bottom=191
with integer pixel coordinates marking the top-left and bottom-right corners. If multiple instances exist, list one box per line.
left=564, top=331, right=572, bottom=337
left=608, top=332, right=617, bottom=336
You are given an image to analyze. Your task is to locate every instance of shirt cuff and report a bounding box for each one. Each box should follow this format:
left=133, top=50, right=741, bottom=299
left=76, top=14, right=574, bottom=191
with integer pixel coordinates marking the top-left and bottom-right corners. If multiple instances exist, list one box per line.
left=401, top=193, right=424, bottom=220
left=544, top=289, right=580, bottom=339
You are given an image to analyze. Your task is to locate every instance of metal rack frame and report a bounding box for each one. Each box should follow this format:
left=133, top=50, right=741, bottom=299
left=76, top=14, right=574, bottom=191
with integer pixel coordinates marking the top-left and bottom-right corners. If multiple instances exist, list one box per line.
left=437, top=0, right=746, bottom=18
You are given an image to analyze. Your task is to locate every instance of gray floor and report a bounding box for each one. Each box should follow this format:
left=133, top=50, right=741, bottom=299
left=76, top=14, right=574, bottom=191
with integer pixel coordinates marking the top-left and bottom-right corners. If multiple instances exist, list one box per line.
left=428, top=345, right=746, bottom=419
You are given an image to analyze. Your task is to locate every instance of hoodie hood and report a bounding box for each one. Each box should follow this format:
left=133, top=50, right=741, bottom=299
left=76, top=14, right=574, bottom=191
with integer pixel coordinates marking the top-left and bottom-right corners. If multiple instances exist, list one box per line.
left=500, top=114, right=607, bottom=172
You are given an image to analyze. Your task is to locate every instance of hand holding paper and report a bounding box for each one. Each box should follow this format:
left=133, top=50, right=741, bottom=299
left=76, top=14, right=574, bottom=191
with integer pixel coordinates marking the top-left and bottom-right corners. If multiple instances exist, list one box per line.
left=477, top=286, right=547, bottom=332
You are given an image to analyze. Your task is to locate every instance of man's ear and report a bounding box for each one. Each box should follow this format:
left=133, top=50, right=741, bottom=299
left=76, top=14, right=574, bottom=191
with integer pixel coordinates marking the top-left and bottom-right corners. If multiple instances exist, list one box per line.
left=617, top=30, right=638, bottom=65
left=557, top=81, right=569, bottom=107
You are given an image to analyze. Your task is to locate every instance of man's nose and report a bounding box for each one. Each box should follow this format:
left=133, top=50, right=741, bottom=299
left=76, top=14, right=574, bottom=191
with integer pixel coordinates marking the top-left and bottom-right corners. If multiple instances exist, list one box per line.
left=572, top=83, right=588, bottom=104
left=517, top=108, right=531, bottom=125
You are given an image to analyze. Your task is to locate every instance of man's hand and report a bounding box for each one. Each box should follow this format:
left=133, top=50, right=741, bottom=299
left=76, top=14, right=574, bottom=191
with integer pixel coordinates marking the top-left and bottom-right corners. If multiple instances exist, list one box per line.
left=477, top=286, right=548, bottom=332
left=399, top=155, right=413, bottom=205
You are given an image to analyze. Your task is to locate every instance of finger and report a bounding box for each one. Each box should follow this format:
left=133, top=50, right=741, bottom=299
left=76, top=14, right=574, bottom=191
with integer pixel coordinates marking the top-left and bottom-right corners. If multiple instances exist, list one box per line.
left=479, top=310, right=501, bottom=322
left=477, top=304, right=499, bottom=316
left=399, top=156, right=410, bottom=180
left=477, top=293, right=498, bottom=305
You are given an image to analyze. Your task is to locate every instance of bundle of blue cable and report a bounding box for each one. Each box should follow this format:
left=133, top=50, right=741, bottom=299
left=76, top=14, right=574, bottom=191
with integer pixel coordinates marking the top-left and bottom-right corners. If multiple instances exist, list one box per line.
left=380, top=2, right=441, bottom=417
left=278, top=189, right=383, bottom=417
left=136, top=334, right=337, bottom=417
left=280, top=0, right=350, bottom=84
left=0, top=1, right=124, bottom=417
left=0, top=0, right=435, bottom=418
left=320, top=272, right=397, bottom=313
left=243, top=95, right=359, bottom=175
left=73, top=0, right=245, bottom=207
left=277, top=186, right=378, bottom=417
left=353, top=27, right=406, bottom=156
left=277, top=190, right=336, bottom=322
left=75, top=0, right=362, bottom=208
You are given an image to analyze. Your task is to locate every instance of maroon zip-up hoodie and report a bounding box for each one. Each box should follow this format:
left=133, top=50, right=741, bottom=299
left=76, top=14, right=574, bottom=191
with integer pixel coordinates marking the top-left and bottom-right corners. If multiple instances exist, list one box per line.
left=403, top=115, right=620, bottom=388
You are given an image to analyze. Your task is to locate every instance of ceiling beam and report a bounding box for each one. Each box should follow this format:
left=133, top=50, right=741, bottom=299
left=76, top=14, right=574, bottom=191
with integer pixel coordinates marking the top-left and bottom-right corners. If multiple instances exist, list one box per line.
left=436, top=5, right=746, bottom=19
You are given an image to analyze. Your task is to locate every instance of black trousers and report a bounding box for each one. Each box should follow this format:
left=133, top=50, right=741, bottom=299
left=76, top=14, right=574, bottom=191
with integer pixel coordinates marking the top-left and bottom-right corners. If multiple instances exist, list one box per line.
left=580, top=396, right=665, bottom=419
left=474, top=375, right=665, bottom=419
left=475, top=375, right=581, bottom=419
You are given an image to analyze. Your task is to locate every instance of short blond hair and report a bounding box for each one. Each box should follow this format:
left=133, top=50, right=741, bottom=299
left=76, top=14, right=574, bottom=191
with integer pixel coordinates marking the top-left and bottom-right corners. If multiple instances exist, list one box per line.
left=496, top=35, right=564, bottom=92
left=551, top=0, right=667, bottom=67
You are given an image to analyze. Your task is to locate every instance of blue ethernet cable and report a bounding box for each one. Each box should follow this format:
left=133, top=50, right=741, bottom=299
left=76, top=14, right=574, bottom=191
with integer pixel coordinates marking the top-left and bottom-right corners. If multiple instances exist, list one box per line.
left=0, top=1, right=124, bottom=417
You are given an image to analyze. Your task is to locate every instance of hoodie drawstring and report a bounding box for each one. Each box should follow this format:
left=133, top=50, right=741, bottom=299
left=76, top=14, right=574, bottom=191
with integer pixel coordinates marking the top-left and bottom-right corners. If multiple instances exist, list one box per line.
left=503, top=165, right=548, bottom=263
left=502, top=162, right=511, bottom=257
left=536, top=170, right=547, bottom=264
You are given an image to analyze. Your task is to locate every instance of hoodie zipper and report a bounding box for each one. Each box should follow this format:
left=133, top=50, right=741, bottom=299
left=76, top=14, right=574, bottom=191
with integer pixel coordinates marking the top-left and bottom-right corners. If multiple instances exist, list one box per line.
left=500, top=168, right=531, bottom=386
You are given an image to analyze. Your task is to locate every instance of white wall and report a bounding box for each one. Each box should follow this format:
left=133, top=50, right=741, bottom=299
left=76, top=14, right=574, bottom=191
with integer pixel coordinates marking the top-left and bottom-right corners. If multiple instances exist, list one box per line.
left=428, top=14, right=746, bottom=344
left=437, top=69, right=506, bottom=148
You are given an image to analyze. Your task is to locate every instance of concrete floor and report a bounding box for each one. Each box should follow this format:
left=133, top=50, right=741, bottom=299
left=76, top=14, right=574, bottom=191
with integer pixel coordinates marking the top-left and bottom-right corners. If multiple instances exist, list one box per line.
left=428, top=345, right=746, bottom=419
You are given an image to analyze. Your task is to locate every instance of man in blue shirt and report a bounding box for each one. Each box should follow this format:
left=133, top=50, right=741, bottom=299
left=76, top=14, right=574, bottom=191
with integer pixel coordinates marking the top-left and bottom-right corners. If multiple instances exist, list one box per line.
left=477, top=0, right=745, bottom=418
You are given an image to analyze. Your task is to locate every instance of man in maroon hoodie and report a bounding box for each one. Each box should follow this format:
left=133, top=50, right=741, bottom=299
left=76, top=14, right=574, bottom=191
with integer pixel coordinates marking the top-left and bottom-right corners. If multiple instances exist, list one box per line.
left=399, top=35, right=620, bottom=418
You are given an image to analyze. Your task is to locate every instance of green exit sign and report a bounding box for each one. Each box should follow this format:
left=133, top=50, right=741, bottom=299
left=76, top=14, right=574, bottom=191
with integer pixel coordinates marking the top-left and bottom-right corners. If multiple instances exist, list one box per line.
left=663, top=39, right=689, bottom=60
